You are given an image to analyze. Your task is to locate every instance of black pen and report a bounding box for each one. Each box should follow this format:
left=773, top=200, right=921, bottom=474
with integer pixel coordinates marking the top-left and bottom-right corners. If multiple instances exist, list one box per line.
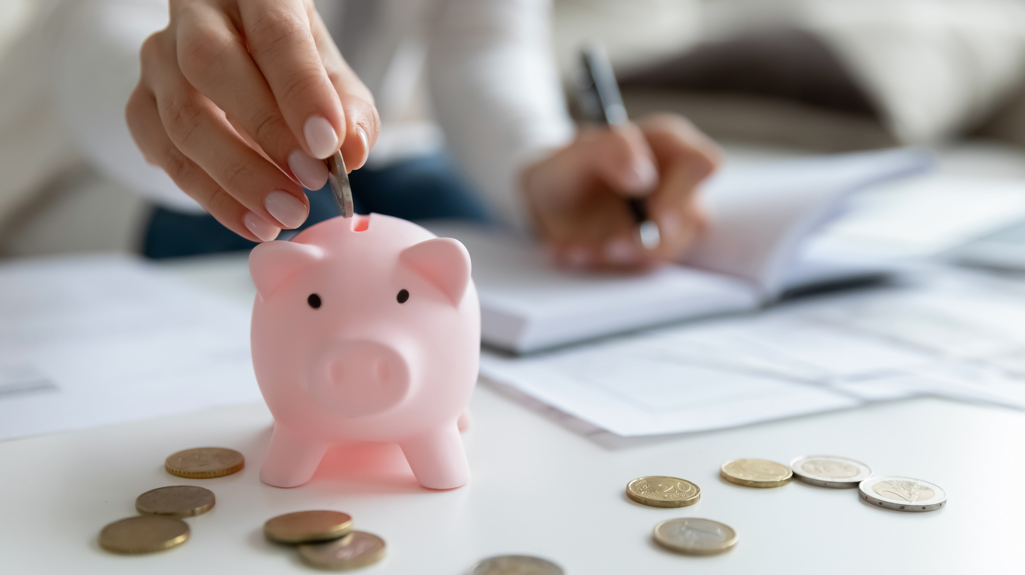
left=578, top=43, right=661, bottom=251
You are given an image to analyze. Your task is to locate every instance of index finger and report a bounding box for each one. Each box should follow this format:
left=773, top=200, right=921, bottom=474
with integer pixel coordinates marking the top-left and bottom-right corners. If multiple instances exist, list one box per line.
left=239, top=0, right=345, bottom=159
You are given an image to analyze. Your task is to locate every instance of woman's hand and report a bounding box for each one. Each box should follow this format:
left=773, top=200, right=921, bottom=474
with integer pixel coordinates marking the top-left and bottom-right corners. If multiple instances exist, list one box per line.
left=522, top=114, right=720, bottom=269
left=126, top=0, right=380, bottom=242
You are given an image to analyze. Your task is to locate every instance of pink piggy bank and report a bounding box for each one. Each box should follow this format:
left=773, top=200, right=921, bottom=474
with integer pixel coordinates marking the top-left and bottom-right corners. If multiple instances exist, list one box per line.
left=249, top=214, right=480, bottom=490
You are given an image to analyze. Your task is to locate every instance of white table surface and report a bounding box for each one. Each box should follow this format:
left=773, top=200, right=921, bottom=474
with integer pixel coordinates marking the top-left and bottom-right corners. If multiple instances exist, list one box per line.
left=2, top=256, right=1024, bottom=574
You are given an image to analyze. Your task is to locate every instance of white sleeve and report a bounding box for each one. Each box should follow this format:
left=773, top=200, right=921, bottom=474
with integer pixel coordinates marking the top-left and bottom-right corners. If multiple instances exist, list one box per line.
left=425, top=0, right=575, bottom=232
left=51, top=0, right=203, bottom=213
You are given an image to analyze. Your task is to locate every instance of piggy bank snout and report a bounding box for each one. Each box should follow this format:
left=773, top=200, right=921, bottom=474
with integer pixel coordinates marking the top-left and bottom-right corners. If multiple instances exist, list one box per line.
left=311, top=340, right=411, bottom=418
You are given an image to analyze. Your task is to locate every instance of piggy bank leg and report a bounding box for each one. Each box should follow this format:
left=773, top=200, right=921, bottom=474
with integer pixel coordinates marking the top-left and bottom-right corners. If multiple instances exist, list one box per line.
left=399, top=424, right=469, bottom=490
left=261, top=425, right=329, bottom=488
left=457, top=409, right=471, bottom=432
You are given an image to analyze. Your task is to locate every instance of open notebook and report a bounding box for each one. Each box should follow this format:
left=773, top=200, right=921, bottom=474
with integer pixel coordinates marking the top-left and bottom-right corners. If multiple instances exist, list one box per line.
left=429, top=149, right=934, bottom=353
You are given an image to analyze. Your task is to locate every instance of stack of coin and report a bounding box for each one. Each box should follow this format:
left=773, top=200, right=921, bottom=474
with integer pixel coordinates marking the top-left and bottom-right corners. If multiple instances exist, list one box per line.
left=264, top=510, right=386, bottom=570
left=98, top=446, right=242, bottom=555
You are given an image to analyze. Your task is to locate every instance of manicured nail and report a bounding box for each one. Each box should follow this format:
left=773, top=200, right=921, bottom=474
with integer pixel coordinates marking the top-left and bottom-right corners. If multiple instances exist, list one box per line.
left=244, top=212, right=281, bottom=242
left=355, top=125, right=370, bottom=169
left=265, top=191, right=308, bottom=229
left=625, top=157, right=658, bottom=195
left=604, top=237, right=640, bottom=264
left=288, top=150, right=329, bottom=190
left=303, top=115, right=339, bottom=159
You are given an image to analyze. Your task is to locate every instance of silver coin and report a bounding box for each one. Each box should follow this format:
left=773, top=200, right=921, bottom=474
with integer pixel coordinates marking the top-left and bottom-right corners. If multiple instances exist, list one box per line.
left=327, top=150, right=354, bottom=218
left=652, top=517, right=738, bottom=556
left=469, top=555, right=564, bottom=575
left=790, top=455, right=872, bottom=488
left=638, top=220, right=661, bottom=250
left=859, top=476, right=947, bottom=512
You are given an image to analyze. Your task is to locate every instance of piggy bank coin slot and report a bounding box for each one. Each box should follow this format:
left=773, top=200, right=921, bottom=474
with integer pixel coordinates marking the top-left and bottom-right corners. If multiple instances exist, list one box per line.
left=308, top=294, right=322, bottom=309
left=397, top=289, right=409, bottom=304
left=351, top=215, right=370, bottom=232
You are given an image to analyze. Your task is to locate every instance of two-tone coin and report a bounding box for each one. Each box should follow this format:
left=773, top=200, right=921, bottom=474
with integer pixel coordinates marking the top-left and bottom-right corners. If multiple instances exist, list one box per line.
left=469, top=555, right=564, bottom=575
left=136, top=485, right=215, bottom=517
left=859, top=476, right=947, bottom=512
left=626, top=476, right=700, bottom=508
left=299, top=531, right=386, bottom=570
left=264, top=510, right=354, bottom=544
left=790, top=455, right=871, bottom=489
left=652, top=517, right=738, bottom=556
left=98, top=515, right=190, bottom=554
left=720, top=458, right=792, bottom=488
left=165, top=447, right=244, bottom=479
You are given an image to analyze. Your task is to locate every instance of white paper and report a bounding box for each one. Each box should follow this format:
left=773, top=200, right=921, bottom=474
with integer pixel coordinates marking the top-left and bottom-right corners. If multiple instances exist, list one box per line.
left=479, top=272, right=1025, bottom=437
left=0, top=255, right=261, bottom=440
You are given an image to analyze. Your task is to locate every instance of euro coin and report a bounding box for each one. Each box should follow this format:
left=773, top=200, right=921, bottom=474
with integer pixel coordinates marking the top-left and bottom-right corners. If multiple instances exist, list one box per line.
left=652, top=517, right=738, bottom=556
left=469, top=555, right=564, bottom=575
left=165, top=447, right=244, bottom=479
left=720, top=458, right=791, bottom=488
left=790, top=455, right=871, bottom=488
left=299, top=531, right=385, bottom=570
left=859, top=476, right=947, bottom=512
left=626, top=476, right=700, bottom=508
left=98, top=515, right=190, bottom=554
left=136, top=485, right=215, bottom=517
left=264, top=510, right=354, bottom=544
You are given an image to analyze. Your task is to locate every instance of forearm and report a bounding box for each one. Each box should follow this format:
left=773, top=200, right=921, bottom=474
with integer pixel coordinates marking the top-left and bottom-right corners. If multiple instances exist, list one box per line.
left=426, top=0, right=574, bottom=232
left=51, top=0, right=202, bottom=212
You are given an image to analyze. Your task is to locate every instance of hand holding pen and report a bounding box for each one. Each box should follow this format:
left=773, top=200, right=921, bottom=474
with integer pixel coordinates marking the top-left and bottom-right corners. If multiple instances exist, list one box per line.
left=521, top=43, right=721, bottom=269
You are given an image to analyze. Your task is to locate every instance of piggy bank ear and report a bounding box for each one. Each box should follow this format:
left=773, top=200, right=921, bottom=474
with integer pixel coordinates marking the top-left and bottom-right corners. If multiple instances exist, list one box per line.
left=399, top=238, right=471, bottom=306
left=249, top=241, right=325, bottom=298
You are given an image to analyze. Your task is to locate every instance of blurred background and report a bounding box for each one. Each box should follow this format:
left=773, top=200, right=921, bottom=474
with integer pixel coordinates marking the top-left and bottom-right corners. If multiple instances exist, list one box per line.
left=3, top=0, right=1025, bottom=258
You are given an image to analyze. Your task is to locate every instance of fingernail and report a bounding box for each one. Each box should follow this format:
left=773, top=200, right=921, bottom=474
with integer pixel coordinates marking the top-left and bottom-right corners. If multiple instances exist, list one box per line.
left=658, top=211, right=681, bottom=238
left=244, top=212, right=281, bottom=242
left=288, top=150, right=329, bottom=190
left=265, top=191, right=308, bottom=229
left=625, top=157, right=658, bottom=195
left=564, top=247, right=594, bottom=269
left=355, top=125, right=370, bottom=169
left=604, top=237, right=640, bottom=264
left=303, top=115, right=339, bottom=159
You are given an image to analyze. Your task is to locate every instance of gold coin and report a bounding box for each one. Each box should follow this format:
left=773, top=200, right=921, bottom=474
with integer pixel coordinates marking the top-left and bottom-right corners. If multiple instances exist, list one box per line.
left=264, top=510, right=354, bottom=544
left=720, top=458, right=792, bottom=488
left=470, top=555, right=564, bottom=574
left=653, top=517, right=737, bottom=556
left=136, top=485, right=215, bottom=517
left=165, top=447, right=244, bottom=479
left=626, top=476, right=700, bottom=508
left=98, top=516, right=190, bottom=554
left=299, top=531, right=386, bottom=570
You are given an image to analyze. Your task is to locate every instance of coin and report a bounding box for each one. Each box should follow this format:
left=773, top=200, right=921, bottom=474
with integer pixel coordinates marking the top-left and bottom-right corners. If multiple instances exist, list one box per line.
left=327, top=150, right=354, bottom=218
left=135, top=485, right=215, bottom=517
left=790, top=455, right=871, bottom=488
left=165, top=447, right=244, bottom=479
left=98, top=515, right=190, bottom=554
left=299, top=531, right=385, bottom=570
left=859, top=476, right=947, bottom=512
left=720, top=458, right=792, bottom=488
left=469, top=555, right=564, bottom=575
left=626, top=476, right=700, bottom=508
left=652, top=517, right=738, bottom=556
left=264, top=510, right=354, bottom=544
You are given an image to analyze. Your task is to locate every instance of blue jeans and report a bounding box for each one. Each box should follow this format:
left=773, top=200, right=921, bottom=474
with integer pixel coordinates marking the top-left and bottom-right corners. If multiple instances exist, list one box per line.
left=142, top=153, right=492, bottom=259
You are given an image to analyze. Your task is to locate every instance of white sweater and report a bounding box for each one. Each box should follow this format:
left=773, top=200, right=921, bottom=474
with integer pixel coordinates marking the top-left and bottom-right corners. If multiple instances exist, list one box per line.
left=0, top=0, right=575, bottom=229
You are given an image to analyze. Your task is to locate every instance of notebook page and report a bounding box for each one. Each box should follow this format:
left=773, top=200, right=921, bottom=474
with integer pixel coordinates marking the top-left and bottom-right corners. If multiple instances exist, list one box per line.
left=427, top=224, right=759, bottom=353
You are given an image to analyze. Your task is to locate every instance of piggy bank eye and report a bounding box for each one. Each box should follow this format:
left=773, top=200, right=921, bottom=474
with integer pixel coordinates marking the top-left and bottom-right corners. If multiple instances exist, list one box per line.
left=307, top=294, right=321, bottom=309
left=396, top=289, right=409, bottom=304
